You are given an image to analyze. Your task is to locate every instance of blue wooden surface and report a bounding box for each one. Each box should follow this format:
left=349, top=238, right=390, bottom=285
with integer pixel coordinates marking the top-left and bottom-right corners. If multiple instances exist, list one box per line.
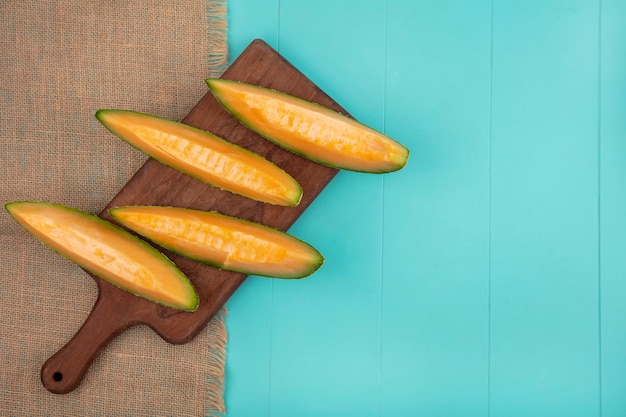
left=224, top=1, right=626, bottom=416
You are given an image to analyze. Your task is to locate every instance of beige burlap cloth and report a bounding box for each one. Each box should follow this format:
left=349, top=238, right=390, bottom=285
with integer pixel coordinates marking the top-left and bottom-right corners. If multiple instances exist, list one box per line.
left=0, top=1, right=228, bottom=415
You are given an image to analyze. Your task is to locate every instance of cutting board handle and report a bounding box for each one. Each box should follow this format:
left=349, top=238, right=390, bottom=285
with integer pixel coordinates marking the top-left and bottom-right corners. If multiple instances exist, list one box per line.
left=40, top=291, right=133, bottom=394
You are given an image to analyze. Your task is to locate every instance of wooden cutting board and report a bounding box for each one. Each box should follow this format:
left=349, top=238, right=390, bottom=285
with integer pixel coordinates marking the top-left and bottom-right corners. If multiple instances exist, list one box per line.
left=40, top=39, right=345, bottom=394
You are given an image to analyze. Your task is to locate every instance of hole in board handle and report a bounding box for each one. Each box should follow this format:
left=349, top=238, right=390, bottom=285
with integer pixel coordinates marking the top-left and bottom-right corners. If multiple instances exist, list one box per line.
left=53, top=372, right=63, bottom=382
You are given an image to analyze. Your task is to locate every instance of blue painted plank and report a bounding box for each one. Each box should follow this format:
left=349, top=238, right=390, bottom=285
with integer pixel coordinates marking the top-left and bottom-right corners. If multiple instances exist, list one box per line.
left=225, top=1, right=621, bottom=416
left=267, top=1, right=387, bottom=415
left=224, top=1, right=278, bottom=415
left=489, top=1, right=600, bottom=416
left=224, top=278, right=274, bottom=416
left=600, top=1, right=626, bottom=415
left=227, top=0, right=279, bottom=60
left=381, top=1, right=492, bottom=415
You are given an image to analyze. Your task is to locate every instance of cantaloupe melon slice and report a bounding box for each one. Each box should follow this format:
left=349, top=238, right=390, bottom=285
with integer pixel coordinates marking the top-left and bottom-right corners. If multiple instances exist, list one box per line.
left=96, top=109, right=302, bottom=206
left=206, top=79, right=409, bottom=173
left=109, top=206, right=324, bottom=279
left=6, top=202, right=198, bottom=311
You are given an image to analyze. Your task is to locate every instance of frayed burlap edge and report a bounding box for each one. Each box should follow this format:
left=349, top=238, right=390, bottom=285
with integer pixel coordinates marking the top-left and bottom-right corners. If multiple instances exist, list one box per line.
left=207, top=0, right=229, bottom=78
left=206, top=307, right=228, bottom=416
left=205, top=2, right=229, bottom=415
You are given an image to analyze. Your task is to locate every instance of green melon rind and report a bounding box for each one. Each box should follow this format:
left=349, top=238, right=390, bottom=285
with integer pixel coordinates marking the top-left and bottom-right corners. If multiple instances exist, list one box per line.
left=95, top=109, right=303, bottom=207
left=5, top=201, right=199, bottom=312
left=109, top=206, right=324, bottom=279
left=205, top=78, right=410, bottom=174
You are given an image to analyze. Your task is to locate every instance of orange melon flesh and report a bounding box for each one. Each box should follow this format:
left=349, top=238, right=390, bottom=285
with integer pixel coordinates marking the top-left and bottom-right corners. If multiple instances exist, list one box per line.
left=96, top=110, right=302, bottom=206
left=5, top=202, right=198, bottom=311
left=206, top=79, right=410, bottom=173
left=109, top=206, right=324, bottom=279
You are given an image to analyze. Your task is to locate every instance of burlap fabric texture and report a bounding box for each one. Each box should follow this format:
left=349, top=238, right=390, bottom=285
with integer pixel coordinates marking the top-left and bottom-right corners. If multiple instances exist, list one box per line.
left=0, top=1, right=229, bottom=415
